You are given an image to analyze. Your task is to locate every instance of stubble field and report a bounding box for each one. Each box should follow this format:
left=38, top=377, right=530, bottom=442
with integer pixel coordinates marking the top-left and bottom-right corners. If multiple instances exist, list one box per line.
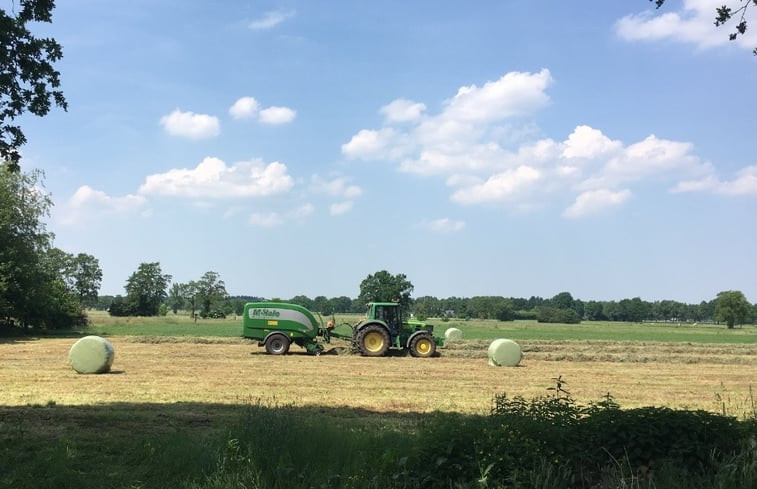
left=3, top=336, right=756, bottom=416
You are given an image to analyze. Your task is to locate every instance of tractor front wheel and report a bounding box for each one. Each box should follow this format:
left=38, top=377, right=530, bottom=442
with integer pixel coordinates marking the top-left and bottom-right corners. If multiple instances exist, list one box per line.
left=357, top=324, right=390, bottom=357
left=409, top=334, right=436, bottom=358
left=265, top=333, right=290, bottom=355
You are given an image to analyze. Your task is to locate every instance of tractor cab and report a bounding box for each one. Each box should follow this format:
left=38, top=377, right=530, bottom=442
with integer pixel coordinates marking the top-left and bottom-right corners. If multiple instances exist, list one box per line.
left=367, top=302, right=402, bottom=336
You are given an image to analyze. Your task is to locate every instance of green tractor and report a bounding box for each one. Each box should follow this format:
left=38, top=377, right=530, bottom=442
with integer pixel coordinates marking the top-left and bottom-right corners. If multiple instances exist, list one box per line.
left=353, top=302, right=441, bottom=358
left=241, top=301, right=442, bottom=357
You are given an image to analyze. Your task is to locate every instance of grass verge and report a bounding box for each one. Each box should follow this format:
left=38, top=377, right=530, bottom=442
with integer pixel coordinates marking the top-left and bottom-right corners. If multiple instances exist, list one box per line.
left=1, top=395, right=755, bottom=489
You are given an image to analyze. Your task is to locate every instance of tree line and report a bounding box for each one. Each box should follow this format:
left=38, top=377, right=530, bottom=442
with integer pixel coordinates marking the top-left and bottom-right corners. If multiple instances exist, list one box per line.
left=414, top=291, right=756, bottom=328
left=94, top=268, right=756, bottom=330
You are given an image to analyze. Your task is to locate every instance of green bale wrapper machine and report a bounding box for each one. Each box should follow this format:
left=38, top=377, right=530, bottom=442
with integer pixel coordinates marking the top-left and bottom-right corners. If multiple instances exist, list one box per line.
left=242, top=301, right=442, bottom=357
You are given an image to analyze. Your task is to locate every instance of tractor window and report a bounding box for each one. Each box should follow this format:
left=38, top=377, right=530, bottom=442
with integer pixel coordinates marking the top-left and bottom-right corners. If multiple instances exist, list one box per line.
left=378, top=306, right=400, bottom=333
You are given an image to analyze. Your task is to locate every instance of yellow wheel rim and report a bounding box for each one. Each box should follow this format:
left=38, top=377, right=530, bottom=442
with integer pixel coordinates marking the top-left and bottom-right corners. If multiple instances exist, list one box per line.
left=364, top=331, right=385, bottom=353
left=416, top=338, right=432, bottom=355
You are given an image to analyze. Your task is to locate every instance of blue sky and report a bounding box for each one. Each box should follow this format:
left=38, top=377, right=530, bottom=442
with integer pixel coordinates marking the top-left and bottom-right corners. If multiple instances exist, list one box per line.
left=16, top=0, right=757, bottom=303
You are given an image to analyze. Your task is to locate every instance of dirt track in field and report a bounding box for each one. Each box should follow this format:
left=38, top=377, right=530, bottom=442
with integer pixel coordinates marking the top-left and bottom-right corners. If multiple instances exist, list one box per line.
left=1, top=337, right=756, bottom=416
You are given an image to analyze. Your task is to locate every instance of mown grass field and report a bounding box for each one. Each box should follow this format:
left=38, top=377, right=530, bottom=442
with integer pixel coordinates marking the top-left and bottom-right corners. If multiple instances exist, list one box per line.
left=1, top=313, right=756, bottom=488
left=2, top=311, right=756, bottom=414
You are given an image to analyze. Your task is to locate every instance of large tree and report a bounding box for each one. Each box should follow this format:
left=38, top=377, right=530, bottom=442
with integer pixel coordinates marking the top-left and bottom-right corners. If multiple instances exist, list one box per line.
left=51, top=252, right=103, bottom=307
left=123, top=262, right=171, bottom=316
left=195, top=271, right=228, bottom=318
left=1, top=0, right=67, bottom=170
left=167, top=283, right=187, bottom=314
left=1, top=162, right=49, bottom=325
left=357, top=270, right=414, bottom=309
left=0, top=162, right=85, bottom=328
left=714, top=290, right=751, bottom=328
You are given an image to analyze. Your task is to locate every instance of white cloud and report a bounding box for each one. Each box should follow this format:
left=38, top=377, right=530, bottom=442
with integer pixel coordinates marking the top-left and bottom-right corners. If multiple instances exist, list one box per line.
left=672, top=165, right=757, bottom=195
left=589, top=135, right=712, bottom=188
left=138, top=157, right=294, bottom=198
left=311, top=175, right=361, bottom=216
left=562, top=125, right=622, bottom=159
left=426, top=218, right=466, bottom=233
left=160, top=109, right=220, bottom=139
left=615, top=0, right=757, bottom=51
left=342, top=71, right=749, bottom=217
left=329, top=201, right=353, bottom=215
left=259, top=106, right=296, bottom=124
left=343, top=70, right=551, bottom=163
left=441, top=69, right=552, bottom=123
left=380, top=99, right=426, bottom=123
left=452, top=166, right=541, bottom=205
left=291, top=203, right=315, bottom=219
left=59, top=185, right=147, bottom=225
left=342, top=128, right=401, bottom=160
left=248, top=9, right=295, bottom=30
left=249, top=203, right=314, bottom=227
left=400, top=146, right=501, bottom=175
left=229, top=97, right=259, bottom=119
left=249, top=212, right=283, bottom=227
left=310, top=175, right=362, bottom=199
left=228, top=97, right=296, bottom=125
left=563, top=189, right=632, bottom=219
left=69, top=185, right=146, bottom=211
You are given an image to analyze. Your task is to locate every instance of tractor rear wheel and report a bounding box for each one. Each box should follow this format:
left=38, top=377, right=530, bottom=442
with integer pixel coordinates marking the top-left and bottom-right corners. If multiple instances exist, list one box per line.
left=409, top=333, right=436, bottom=358
left=357, top=324, right=390, bottom=357
left=265, top=333, right=290, bottom=355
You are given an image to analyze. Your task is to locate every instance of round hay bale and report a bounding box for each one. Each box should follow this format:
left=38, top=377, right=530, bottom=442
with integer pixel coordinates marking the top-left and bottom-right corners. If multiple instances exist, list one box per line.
left=487, top=338, right=522, bottom=367
left=69, top=336, right=114, bottom=374
left=444, top=327, right=463, bottom=341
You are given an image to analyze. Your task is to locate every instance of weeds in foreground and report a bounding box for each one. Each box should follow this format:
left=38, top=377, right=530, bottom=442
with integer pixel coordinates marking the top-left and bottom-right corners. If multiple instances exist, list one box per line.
left=2, top=382, right=755, bottom=489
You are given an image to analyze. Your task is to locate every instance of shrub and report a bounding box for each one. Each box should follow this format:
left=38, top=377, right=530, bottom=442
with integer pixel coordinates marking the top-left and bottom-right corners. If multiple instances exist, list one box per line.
left=411, top=385, right=755, bottom=488
left=536, top=307, right=581, bottom=324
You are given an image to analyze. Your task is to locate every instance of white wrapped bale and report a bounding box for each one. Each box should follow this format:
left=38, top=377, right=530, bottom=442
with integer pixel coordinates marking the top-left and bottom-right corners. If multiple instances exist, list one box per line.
left=69, top=336, right=115, bottom=374
left=488, top=338, right=522, bottom=367
left=444, top=327, right=463, bottom=341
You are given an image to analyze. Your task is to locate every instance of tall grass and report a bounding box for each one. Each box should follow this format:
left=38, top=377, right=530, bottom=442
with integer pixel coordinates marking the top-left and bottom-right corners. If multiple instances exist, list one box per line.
left=2, top=395, right=755, bottom=489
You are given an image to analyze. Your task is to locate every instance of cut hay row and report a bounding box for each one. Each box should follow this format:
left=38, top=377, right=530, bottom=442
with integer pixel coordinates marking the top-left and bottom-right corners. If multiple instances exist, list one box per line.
left=116, top=335, right=757, bottom=364
left=3, top=338, right=757, bottom=416
left=443, top=339, right=757, bottom=364
left=120, top=336, right=245, bottom=345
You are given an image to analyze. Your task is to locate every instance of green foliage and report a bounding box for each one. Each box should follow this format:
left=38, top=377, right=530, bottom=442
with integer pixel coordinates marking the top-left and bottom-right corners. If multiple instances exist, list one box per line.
left=120, top=262, right=172, bottom=316
left=107, top=295, right=134, bottom=317
left=536, top=306, right=581, bottom=324
left=0, top=0, right=67, bottom=170
left=550, top=291, right=575, bottom=310
left=194, top=271, right=228, bottom=318
left=170, top=272, right=229, bottom=319
left=2, top=397, right=756, bottom=489
left=0, top=163, right=88, bottom=328
left=715, top=290, right=751, bottom=328
left=167, top=283, right=186, bottom=314
left=413, top=383, right=754, bottom=488
left=210, top=292, right=744, bottom=326
left=44, top=249, right=102, bottom=308
left=70, top=253, right=102, bottom=306
left=357, top=270, right=414, bottom=309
